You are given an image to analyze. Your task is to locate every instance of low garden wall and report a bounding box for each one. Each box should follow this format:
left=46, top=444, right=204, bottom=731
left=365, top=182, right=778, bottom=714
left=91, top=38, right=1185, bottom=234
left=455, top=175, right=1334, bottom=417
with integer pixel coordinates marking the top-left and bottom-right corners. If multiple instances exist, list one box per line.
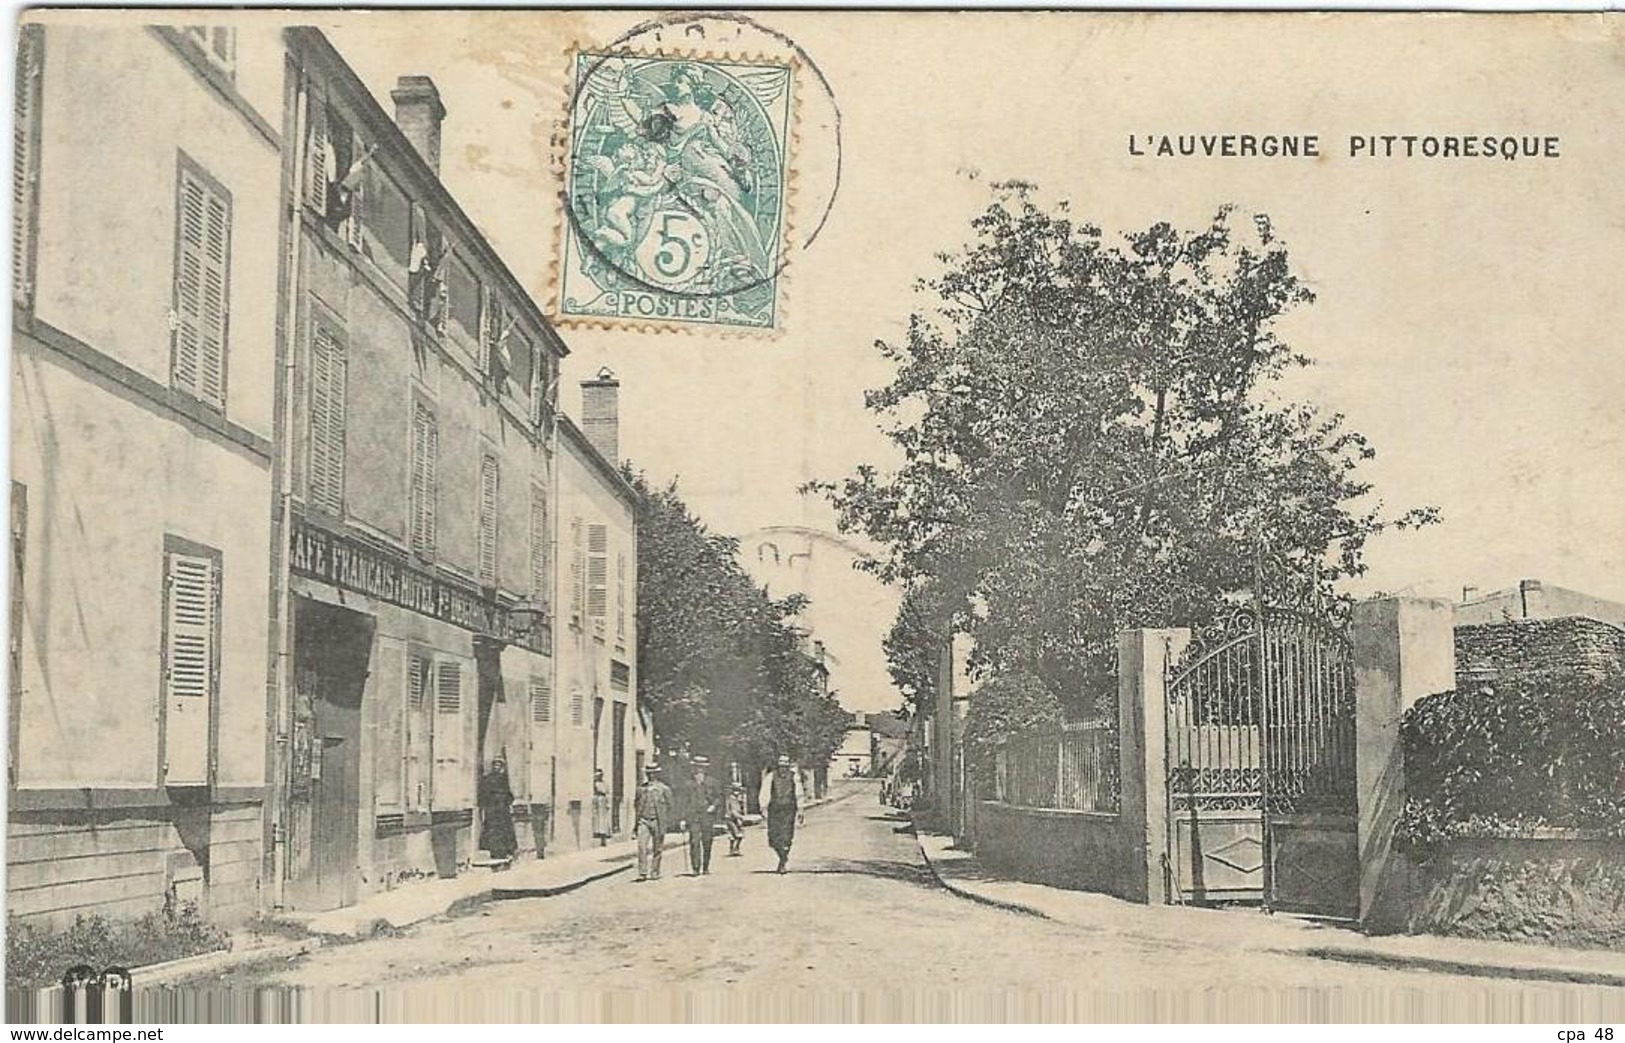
left=1368, top=832, right=1625, bottom=950
left=973, top=800, right=1144, bottom=902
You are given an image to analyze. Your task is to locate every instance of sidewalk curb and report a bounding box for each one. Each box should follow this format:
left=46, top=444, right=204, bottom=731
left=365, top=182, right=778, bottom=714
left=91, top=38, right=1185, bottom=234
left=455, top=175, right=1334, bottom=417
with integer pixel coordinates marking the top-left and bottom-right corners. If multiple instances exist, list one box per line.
left=911, top=826, right=1048, bottom=920
left=913, top=829, right=1625, bottom=988
left=136, top=937, right=325, bottom=986
left=1285, top=945, right=1625, bottom=990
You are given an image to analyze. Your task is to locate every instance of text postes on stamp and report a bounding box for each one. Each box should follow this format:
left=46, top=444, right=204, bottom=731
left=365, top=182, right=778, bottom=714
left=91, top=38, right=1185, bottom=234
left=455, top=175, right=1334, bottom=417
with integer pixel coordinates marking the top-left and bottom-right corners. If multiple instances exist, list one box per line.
left=558, top=50, right=794, bottom=333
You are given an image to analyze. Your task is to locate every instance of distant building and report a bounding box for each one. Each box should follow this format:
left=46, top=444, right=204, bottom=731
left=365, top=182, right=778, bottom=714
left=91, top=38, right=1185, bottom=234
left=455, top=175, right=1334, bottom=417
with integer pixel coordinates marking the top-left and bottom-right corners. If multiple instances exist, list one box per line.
left=742, top=525, right=901, bottom=714
left=834, top=713, right=872, bottom=777
left=1456, top=579, right=1625, bottom=628
left=553, top=373, right=640, bottom=854
left=868, top=713, right=909, bottom=778
left=1454, top=579, right=1625, bottom=689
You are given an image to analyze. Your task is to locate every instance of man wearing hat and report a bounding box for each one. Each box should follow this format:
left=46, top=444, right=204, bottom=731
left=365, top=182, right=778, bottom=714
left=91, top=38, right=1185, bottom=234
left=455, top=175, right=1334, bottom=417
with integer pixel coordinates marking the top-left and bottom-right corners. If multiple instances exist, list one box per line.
left=680, top=756, right=723, bottom=876
left=633, top=762, right=674, bottom=882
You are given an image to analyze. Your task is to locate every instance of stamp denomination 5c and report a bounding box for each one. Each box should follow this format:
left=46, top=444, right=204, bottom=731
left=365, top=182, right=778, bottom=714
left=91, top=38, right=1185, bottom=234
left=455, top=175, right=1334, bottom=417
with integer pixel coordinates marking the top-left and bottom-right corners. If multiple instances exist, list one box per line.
left=557, top=50, right=795, bottom=333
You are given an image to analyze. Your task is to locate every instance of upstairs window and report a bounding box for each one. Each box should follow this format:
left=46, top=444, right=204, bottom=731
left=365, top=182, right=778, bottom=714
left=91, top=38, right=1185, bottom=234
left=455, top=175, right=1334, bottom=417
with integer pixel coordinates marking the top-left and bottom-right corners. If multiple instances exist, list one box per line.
left=529, top=486, right=550, bottom=609
left=587, top=524, right=608, bottom=638
left=171, top=159, right=231, bottom=411
left=529, top=676, right=552, bottom=724
left=306, top=101, right=372, bottom=250
left=508, top=330, right=534, bottom=407
left=408, top=205, right=450, bottom=333
left=615, top=551, right=627, bottom=649
left=181, top=27, right=235, bottom=80
left=477, top=454, right=499, bottom=588
left=409, top=402, right=438, bottom=559
left=534, top=351, right=557, bottom=433
left=306, top=319, right=348, bottom=515
left=447, top=261, right=481, bottom=344
left=568, top=518, right=584, bottom=627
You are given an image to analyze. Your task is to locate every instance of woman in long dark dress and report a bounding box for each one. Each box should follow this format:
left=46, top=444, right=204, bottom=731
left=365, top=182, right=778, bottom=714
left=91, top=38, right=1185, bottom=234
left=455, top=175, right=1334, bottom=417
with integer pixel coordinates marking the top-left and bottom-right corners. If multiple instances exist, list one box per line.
left=478, top=758, right=518, bottom=864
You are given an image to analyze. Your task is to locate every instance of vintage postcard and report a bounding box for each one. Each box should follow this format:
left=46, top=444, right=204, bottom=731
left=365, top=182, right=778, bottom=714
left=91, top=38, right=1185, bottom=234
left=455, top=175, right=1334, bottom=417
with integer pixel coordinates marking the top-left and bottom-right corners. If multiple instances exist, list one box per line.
left=5, top=6, right=1624, bottom=1028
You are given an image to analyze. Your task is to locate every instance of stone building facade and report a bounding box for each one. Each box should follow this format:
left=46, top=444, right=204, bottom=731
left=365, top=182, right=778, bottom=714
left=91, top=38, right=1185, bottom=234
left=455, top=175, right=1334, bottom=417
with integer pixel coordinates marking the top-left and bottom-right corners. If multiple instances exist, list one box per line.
left=8, top=22, right=644, bottom=926
left=9, top=21, right=285, bottom=926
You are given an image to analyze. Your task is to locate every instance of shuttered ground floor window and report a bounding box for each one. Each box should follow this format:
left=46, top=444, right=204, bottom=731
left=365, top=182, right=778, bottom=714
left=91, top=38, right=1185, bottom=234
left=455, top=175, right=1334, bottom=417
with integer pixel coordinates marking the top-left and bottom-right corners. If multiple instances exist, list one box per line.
left=161, top=537, right=221, bottom=787
left=432, top=655, right=471, bottom=807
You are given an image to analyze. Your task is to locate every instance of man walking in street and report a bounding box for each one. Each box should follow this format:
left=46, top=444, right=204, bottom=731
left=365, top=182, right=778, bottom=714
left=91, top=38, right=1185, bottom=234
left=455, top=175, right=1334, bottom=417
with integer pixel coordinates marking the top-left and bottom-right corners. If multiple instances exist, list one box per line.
left=758, top=754, right=803, bottom=874
left=681, top=756, right=722, bottom=876
left=633, top=762, right=673, bottom=882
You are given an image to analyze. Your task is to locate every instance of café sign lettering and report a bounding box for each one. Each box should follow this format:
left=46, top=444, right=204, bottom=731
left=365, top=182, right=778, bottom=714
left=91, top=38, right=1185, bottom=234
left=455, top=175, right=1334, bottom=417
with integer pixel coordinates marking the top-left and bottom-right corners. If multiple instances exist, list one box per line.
left=291, top=517, right=547, bottom=653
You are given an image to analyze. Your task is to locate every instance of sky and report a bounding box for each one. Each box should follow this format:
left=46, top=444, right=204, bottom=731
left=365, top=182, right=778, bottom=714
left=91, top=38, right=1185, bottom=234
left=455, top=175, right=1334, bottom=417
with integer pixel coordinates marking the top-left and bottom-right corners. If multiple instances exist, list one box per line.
left=317, top=11, right=1625, bottom=706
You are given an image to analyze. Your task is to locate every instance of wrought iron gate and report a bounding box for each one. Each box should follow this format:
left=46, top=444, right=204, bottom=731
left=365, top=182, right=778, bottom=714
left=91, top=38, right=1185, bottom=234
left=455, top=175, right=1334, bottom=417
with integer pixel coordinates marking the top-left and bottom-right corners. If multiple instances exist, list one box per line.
left=1163, top=602, right=1359, bottom=919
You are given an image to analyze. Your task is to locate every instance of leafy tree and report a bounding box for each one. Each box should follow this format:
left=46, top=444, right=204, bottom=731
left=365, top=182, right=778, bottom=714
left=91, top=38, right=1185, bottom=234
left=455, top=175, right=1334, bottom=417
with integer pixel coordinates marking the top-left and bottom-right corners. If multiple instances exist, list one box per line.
left=814, top=186, right=1437, bottom=722
left=960, top=668, right=1063, bottom=791
left=882, top=578, right=963, bottom=717
left=627, top=468, right=850, bottom=772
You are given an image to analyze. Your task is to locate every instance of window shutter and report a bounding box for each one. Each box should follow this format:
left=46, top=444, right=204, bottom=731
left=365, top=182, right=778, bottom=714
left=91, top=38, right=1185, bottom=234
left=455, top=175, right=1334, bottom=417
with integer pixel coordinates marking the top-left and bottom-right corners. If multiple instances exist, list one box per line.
left=307, top=324, right=347, bottom=514
left=529, top=489, right=549, bottom=604
left=163, top=550, right=217, bottom=786
left=410, top=403, right=437, bottom=557
left=405, top=653, right=432, bottom=811
left=433, top=659, right=466, bottom=806
left=570, top=686, right=585, bottom=728
left=478, top=454, right=499, bottom=587
left=375, top=656, right=405, bottom=811
left=569, top=519, right=583, bottom=625
left=172, top=167, right=229, bottom=410
left=479, top=288, right=497, bottom=371
left=172, top=174, right=205, bottom=399
left=616, top=552, right=627, bottom=644
left=436, top=661, right=461, bottom=714
left=305, top=100, right=328, bottom=214
left=12, top=28, right=40, bottom=305
left=530, top=677, right=552, bottom=723
left=587, top=524, right=608, bottom=628
left=344, top=129, right=366, bottom=251
left=198, top=191, right=229, bottom=407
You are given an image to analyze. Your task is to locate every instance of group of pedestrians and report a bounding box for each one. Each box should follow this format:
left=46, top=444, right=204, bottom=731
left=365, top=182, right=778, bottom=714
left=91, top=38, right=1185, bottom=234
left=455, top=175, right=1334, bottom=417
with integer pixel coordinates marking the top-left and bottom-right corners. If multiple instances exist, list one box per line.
left=631, top=753, right=805, bottom=882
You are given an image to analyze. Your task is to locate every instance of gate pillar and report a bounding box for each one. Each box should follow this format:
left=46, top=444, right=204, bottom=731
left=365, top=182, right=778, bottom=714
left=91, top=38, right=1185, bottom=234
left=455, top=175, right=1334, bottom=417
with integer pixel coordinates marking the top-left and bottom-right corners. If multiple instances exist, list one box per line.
left=1117, top=627, right=1190, bottom=904
left=1351, top=597, right=1455, bottom=921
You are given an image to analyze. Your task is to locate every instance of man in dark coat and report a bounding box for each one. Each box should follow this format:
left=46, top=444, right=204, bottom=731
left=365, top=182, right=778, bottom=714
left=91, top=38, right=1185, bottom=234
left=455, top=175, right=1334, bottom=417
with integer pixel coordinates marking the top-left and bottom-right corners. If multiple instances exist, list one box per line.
left=681, top=756, right=722, bottom=876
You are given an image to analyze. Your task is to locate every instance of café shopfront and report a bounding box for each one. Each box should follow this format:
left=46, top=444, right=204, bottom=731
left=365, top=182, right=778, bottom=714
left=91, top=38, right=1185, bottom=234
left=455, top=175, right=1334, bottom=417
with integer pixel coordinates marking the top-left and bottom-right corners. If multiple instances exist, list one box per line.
left=282, top=516, right=552, bottom=912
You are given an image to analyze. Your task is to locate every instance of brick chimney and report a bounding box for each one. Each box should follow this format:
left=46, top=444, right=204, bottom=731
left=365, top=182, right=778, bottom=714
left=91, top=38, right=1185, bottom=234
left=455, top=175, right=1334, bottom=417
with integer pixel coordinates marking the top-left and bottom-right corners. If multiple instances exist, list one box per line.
left=581, top=367, right=620, bottom=463
left=390, top=75, right=446, bottom=175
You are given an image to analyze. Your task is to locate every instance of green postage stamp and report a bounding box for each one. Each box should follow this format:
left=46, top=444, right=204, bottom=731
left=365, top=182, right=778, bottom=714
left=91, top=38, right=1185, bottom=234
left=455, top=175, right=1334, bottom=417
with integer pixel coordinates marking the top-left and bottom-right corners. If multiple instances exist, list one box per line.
left=556, top=51, right=795, bottom=333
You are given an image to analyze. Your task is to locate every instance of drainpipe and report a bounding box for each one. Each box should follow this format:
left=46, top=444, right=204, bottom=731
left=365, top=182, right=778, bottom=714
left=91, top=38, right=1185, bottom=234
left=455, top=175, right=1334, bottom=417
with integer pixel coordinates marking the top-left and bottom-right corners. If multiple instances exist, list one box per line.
left=548, top=368, right=562, bottom=846
left=269, top=68, right=309, bottom=910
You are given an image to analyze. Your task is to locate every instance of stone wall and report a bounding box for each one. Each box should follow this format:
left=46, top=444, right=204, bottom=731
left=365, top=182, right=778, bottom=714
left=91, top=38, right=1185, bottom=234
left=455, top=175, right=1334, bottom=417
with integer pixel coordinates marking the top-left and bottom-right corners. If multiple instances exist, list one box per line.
left=1367, top=833, right=1625, bottom=951
left=1454, top=616, right=1625, bottom=686
left=973, top=801, right=1144, bottom=902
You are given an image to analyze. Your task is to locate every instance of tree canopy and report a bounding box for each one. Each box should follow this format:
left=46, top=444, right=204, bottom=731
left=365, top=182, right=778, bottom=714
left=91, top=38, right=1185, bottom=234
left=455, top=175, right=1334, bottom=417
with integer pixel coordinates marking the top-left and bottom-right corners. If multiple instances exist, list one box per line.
left=815, top=187, right=1437, bottom=721
left=627, top=468, right=851, bottom=769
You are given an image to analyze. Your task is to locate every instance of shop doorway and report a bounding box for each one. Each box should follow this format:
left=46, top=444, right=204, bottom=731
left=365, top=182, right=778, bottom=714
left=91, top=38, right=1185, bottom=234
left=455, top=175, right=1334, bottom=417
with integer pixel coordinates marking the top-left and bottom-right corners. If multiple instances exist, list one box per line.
left=286, top=599, right=374, bottom=911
